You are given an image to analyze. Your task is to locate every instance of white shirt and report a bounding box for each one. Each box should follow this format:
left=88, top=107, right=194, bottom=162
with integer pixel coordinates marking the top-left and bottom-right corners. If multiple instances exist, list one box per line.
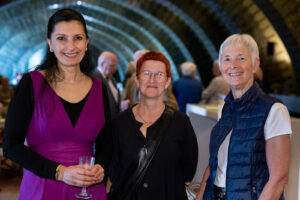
left=107, top=78, right=119, bottom=103
left=98, top=69, right=119, bottom=103
left=214, top=103, right=292, bottom=187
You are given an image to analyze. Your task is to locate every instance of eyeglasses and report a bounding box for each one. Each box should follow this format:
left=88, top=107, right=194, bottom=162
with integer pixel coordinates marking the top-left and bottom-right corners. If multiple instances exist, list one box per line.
left=138, top=70, right=167, bottom=82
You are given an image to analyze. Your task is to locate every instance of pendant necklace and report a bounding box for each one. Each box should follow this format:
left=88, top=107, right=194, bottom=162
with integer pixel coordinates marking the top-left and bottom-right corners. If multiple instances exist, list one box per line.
left=137, top=108, right=153, bottom=125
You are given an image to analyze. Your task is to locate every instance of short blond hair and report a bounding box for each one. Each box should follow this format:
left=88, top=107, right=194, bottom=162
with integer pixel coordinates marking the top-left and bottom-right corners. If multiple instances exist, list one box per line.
left=219, top=34, right=259, bottom=67
left=180, top=62, right=196, bottom=76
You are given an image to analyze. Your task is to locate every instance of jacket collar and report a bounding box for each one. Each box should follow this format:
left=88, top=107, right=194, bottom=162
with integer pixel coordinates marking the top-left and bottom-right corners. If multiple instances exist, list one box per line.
left=224, top=82, right=263, bottom=114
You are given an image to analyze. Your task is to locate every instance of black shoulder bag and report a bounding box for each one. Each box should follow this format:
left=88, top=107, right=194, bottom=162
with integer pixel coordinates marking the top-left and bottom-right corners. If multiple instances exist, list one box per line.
left=108, top=107, right=174, bottom=200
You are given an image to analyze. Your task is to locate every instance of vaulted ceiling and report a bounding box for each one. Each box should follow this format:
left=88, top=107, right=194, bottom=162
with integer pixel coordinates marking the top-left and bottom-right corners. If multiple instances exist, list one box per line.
left=0, top=0, right=299, bottom=95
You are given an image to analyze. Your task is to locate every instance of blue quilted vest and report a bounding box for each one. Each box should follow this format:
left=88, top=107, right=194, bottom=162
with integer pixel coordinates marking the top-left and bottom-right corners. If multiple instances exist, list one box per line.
left=203, top=83, right=282, bottom=200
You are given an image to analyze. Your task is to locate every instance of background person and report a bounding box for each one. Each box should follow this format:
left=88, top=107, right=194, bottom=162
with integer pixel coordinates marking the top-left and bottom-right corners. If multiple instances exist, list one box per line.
left=173, top=62, right=203, bottom=112
left=254, top=67, right=266, bottom=92
left=196, top=34, right=291, bottom=200
left=0, top=77, right=14, bottom=105
left=92, top=51, right=129, bottom=115
left=109, top=51, right=198, bottom=200
left=122, top=49, right=149, bottom=107
left=122, top=60, right=135, bottom=88
left=200, top=60, right=230, bottom=105
left=3, top=9, right=112, bottom=200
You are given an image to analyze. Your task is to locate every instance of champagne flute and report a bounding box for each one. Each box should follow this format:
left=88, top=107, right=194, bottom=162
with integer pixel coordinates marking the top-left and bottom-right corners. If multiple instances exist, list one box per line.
left=75, top=156, right=95, bottom=199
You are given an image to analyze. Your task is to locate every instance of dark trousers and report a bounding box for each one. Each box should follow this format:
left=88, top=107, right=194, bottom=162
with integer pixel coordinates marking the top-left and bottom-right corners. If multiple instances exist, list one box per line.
left=213, top=185, right=226, bottom=200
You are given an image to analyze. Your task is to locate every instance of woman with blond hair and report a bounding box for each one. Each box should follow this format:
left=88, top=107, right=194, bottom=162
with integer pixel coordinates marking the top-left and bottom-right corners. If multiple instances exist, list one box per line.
left=196, top=34, right=291, bottom=200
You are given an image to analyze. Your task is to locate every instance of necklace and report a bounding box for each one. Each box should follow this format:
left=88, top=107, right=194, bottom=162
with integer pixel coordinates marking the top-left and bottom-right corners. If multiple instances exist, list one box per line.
left=56, top=73, right=85, bottom=83
left=136, top=108, right=153, bottom=125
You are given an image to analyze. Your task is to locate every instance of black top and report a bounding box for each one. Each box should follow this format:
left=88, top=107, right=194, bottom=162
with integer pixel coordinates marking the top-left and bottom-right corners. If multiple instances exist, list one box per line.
left=59, top=95, right=88, bottom=127
left=3, top=73, right=112, bottom=180
left=110, top=106, right=198, bottom=200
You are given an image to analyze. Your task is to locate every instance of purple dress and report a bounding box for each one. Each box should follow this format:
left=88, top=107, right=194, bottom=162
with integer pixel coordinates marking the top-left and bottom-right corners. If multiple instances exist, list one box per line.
left=18, top=71, right=107, bottom=200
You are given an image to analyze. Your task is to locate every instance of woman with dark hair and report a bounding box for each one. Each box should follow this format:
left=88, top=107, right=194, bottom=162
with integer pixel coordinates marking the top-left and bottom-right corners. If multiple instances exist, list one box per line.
left=3, top=8, right=112, bottom=199
left=108, top=51, right=198, bottom=200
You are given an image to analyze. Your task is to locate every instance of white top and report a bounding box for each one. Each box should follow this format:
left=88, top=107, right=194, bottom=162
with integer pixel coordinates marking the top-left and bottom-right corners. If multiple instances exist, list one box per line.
left=214, top=103, right=292, bottom=187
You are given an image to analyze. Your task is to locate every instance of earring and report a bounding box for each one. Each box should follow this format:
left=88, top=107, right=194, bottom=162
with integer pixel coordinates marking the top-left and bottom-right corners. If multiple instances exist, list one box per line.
left=86, top=47, right=88, bottom=51
left=50, top=48, right=53, bottom=52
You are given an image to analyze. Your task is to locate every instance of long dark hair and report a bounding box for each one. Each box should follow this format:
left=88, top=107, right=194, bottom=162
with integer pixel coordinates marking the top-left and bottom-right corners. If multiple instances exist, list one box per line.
left=36, top=8, right=92, bottom=83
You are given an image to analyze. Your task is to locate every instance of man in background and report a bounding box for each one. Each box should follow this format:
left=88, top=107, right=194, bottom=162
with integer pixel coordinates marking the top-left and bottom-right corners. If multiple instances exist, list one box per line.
left=92, top=51, right=129, bottom=115
left=173, top=62, right=202, bottom=112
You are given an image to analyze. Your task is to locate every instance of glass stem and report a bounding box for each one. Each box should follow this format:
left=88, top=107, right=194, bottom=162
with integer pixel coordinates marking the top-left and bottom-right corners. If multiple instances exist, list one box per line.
left=82, top=187, right=87, bottom=194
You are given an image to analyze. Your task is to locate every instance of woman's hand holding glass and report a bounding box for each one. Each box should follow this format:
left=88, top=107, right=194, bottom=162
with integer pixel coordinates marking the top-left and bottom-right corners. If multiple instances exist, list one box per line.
left=56, top=162, right=105, bottom=187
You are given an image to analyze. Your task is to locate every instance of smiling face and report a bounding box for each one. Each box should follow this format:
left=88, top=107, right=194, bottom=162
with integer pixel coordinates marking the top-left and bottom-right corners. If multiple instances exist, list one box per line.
left=220, top=44, right=259, bottom=96
left=47, top=20, right=89, bottom=69
left=135, top=60, right=171, bottom=100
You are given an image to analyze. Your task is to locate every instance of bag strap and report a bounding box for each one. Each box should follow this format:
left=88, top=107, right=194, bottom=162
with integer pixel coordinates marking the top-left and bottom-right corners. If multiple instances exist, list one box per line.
left=109, top=106, right=174, bottom=200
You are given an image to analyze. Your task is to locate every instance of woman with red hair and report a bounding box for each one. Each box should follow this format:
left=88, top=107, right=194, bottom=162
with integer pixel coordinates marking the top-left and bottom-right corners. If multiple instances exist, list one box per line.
left=108, top=51, right=198, bottom=200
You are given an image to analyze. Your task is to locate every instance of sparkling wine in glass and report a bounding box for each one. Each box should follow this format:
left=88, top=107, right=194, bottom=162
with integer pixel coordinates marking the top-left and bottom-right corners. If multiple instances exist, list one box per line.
left=75, top=156, right=95, bottom=199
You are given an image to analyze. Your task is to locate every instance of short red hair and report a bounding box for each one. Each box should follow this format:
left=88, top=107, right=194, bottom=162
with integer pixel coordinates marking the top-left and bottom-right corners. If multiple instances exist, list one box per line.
left=136, top=51, right=171, bottom=77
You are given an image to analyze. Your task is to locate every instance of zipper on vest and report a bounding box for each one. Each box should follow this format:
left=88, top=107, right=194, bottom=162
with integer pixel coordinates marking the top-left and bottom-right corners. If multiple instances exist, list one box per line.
left=252, top=186, right=256, bottom=193
left=252, top=186, right=258, bottom=199
left=225, top=112, right=236, bottom=196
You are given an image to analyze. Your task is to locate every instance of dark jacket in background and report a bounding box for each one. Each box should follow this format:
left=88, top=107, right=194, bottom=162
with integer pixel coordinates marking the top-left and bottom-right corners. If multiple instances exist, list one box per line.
left=173, top=76, right=202, bottom=112
left=91, top=70, right=120, bottom=115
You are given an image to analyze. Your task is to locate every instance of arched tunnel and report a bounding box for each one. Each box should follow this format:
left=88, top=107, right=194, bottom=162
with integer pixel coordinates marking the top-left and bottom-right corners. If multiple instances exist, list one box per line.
left=0, top=0, right=300, bottom=111
left=1, top=1, right=300, bottom=199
